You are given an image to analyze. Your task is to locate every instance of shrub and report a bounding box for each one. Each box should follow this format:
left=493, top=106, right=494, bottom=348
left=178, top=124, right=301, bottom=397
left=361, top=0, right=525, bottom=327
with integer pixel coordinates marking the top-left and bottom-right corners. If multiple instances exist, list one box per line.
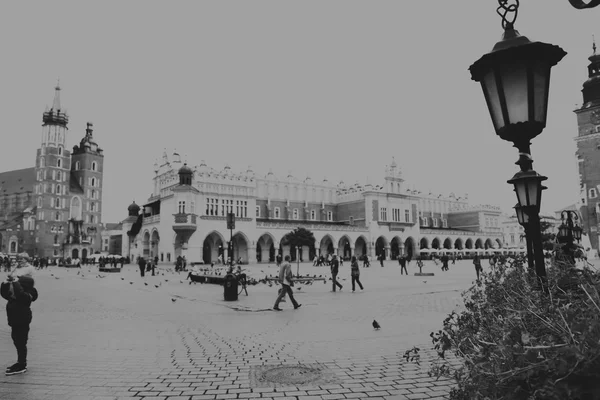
left=427, top=253, right=600, bottom=400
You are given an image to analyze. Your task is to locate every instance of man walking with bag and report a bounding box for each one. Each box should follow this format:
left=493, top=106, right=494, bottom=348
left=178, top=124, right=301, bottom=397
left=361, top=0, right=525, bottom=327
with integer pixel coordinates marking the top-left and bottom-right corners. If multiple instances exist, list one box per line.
left=273, top=255, right=301, bottom=311
left=330, top=255, right=343, bottom=292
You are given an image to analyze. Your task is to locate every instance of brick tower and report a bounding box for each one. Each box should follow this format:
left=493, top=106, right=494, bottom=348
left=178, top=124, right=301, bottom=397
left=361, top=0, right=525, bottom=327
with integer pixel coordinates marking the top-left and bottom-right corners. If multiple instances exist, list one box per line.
left=68, top=122, right=105, bottom=258
left=574, top=41, right=600, bottom=251
left=34, top=84, right=71, bottom=258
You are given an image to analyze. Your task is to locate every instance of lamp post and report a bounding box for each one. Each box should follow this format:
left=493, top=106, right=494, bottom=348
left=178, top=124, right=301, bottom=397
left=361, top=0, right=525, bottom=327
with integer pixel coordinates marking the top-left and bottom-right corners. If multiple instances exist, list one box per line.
left=557, top=210, right=583, bottom=263
left=469, top=1, right=566, bottom=292
left=515, top=204, right=535, bottom=272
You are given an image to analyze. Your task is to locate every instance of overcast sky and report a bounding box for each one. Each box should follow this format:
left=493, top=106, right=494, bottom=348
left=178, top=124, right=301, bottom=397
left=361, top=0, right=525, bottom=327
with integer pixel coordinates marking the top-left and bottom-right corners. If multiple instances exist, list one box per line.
left=0, top=1, right=597, bottom=223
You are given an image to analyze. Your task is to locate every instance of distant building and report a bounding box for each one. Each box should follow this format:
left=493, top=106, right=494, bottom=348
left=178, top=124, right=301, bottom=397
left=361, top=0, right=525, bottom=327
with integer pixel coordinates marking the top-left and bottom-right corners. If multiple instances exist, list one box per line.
left=574, top=43, right=600, bottom=251
left=100, top=223, right=123, bottom=254
left=115, top=152, right=503, bottom=264
left=0, top=85, right=105, bottom=259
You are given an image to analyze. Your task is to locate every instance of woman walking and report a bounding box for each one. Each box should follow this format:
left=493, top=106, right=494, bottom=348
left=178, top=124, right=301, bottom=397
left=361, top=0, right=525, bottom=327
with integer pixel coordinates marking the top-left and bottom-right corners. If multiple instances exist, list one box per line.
left=350, top=256, right=364, bottom=292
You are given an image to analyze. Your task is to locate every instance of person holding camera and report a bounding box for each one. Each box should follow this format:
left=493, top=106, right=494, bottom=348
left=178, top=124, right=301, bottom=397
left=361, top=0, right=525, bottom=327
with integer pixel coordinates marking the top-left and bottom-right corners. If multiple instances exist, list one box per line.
left=1, top=255, right=38, bottom=376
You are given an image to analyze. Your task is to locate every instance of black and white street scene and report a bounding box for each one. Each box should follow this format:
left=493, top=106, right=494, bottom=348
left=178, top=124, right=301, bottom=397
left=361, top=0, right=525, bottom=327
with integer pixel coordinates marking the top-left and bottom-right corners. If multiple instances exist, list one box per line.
left=2, top=1, right=600, bottom=399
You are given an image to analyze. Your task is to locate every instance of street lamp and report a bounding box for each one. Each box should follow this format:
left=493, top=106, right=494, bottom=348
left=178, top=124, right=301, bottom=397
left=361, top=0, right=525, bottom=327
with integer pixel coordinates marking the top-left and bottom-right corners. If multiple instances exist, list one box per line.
left=515, top=204, right=535, bottom=272
left=568, top=0, right=600, bottom=8
left=557, top=210, right=583, bottom=263
left=469, top=1, right=566, bottom=291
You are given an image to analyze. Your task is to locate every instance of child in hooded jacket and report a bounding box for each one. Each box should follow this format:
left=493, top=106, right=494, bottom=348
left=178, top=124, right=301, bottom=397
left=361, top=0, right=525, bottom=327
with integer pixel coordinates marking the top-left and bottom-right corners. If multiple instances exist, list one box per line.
left=1, top=275, right=38, bottom=375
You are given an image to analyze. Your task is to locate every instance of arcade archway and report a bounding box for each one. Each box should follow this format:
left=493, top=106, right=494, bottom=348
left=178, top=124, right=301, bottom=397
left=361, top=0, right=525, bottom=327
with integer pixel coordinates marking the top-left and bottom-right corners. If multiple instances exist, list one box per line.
left=231, top=232, right=249, bottom=263
left=203, top=231, right=225, bottom=264
left=354, top=236, right=368, bottom=259
left=319, top=235, right=335, bottom=257
left=420, top=237, right=429, bottom=249
left=256, top=233, right=275, bottom=263
left=443, top=238, right=452, bottom=249
left=390, top=236, right=402, bottom=260
left=338, top=235, right=352, bottom=260
left=375, top=236, right=388, bottom=259
left=454, top=238, right=463, bottom=250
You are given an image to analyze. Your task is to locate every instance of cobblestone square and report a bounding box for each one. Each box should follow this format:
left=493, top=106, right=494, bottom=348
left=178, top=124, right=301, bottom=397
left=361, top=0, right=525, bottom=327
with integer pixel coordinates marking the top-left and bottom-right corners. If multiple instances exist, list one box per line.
left=0, top=259, right=483, bottom=400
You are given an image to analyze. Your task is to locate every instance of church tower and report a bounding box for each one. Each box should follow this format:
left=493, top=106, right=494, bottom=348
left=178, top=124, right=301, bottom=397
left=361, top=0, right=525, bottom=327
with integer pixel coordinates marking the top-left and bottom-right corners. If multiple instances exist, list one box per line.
left=69, top=122, right=105, bottom=257
left=34, top=84, right=72, bottom=257
left=384, top=157, right=404, bottom=194
left=574, top=40, right=600, bottom=251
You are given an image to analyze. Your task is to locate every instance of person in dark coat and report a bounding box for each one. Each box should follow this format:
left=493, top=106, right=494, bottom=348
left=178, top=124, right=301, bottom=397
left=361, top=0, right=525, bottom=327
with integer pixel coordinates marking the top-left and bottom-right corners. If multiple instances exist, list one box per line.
left=398, top=254, right=408, bottom=275
left=350, top=256, right=364, bottom=292
left=330, top=255, right=343, bottom=292
left=138, top=257, right=146, bottom=277
left=1, top=275, right=38, bottom=375
left=441, top=254, right=450, bottom=271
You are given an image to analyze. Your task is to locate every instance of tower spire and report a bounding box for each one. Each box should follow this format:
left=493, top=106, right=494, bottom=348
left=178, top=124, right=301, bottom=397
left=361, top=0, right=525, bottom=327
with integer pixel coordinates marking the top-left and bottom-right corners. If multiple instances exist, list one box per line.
left=52, top=80, right=61, bottom=110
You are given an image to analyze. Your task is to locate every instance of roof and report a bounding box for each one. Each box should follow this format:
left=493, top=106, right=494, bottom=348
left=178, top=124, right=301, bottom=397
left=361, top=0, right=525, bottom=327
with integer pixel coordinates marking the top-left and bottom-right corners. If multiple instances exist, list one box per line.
left=104, top=223, right=122, bottom=231
left=69, top=173, right=84, bottom=194
left=0, top=167, right=35, bottom=196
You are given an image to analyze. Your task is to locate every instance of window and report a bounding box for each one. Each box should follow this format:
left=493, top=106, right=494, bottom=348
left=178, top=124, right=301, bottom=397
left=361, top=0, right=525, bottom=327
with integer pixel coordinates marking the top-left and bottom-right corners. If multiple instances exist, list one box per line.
left=510, top=234, right=515, bottom=244
left=349, top=216, right=354, bottom=225
left=52, top=170, right=56, bottom=180
left=310, top=209, right=316, bottom=220
left=57, top=171, right=61, bottom=181
left=274, top=207, right=280, bottom=219
left=91, top=178, right=96, bottom=187
left=55, top=198, right=60, bottom=208
left=54, top=235, right=59, bottom=245
left=56, top=184, right=61, bottom=195
left=590, top=188, right=598, bottom=199
left=405, top=209, right=410, bottom=222
left=422, top=217, right=429, bottom=226
left=442, top=219, right=448, bottom=228
left=256, top=206, right=261, bottom=218
left=55, top=212, right=60, bottom=221
left=90, top=202, right=96, bottom=212
left=91, top=190, right=96, bottom=199
left=37, top=197, right=42, bottom=208
left=178, top=201, right=186, bottom=214
left=92, top=162, right=97, bottom=171
left=89, top=215, right=95, bottom=223
left=380, top=207, right=387, bottom=221
left=40, top=158, right=45, bottom=168
left=58, top=147, right=62, bottom=156
left=57, top=159, right=62, bottom=168
left=293, top=208, right=299, bottom=220
left=433, top=218, right=438, bottom=227
left=75, top=161, right=80, bottom=170
left=79, top=177, right=82, bottom=186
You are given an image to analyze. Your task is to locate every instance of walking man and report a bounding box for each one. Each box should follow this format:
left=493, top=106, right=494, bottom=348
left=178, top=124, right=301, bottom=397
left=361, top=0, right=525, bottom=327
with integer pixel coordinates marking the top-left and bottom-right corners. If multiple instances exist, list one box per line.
left=473, top=254, right=482, bottom=280
left=350, top=256, right=364, bottom=292
left=398, top=254, right=408, bottom=275
left=330, top=255, right=343, bottom=292
left=273, top=255, right=301, bottom=311
left=138, top=257, right=146, bottom=278
left=378, top=253, right=385, bottom=268
left=441, top=253, right=449, bottom=271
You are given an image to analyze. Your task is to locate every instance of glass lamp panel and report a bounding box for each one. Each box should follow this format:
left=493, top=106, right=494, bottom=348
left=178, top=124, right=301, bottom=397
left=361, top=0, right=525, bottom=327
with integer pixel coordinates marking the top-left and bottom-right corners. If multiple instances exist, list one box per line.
left=482, top=70, right=503, bottom=131
left=527, top=180, right=540, bottom=207
left=499, top=62, right=529, bottom=125
left=558, top=225, right=568, bottom=238
left=514, top=180, right=528, bottom=207
left=532, top=62, right=550, bottom=124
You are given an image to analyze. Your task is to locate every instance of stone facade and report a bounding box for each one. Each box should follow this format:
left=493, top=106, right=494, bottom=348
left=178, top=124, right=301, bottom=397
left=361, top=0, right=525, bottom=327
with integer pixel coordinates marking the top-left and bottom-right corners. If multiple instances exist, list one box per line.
left=116, top=155, right=504, bottom=264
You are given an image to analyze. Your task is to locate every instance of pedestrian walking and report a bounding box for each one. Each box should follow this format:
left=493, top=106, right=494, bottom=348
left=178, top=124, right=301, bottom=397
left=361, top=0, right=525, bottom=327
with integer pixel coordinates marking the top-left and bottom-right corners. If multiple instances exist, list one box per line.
left=273, top=255, right=301, bottom=311
left=350, top=256, right=364, bottom=292
left=138, top=257, right=146, bottom=277
left=330, top=255, right=343, bottom=292
left=151, top=258, right=156, bottom=276
left=441, top=253, right=449, bottom=271
left=378, top=253, right=385, bottom=267
left=398, top=254, right=408, bottom=275
left=473, top=255, right=482, bottom=280
left=1, top=257, right=38, bottom=376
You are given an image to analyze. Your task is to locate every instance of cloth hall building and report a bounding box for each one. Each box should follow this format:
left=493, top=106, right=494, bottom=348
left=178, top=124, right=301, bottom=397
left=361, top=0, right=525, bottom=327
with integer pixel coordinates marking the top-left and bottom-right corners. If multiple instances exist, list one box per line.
left=118, top=152, right=504, bottom=264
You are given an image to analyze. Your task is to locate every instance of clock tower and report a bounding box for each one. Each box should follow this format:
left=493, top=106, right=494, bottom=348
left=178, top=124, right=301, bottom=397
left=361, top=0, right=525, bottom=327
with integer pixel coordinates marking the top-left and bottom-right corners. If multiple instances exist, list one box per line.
left=574, top=41, right=600, bottom=251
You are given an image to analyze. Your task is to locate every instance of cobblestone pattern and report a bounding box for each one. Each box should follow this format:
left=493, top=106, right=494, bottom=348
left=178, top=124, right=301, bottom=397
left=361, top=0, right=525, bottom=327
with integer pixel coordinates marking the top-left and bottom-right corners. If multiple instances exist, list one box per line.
left=0, top=260, right=478, bottom=399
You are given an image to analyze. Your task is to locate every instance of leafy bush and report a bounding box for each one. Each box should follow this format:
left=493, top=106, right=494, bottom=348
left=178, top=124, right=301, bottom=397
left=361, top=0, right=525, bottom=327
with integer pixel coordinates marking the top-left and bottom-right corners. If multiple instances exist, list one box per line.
left=428, top=253, right=600, bottom=400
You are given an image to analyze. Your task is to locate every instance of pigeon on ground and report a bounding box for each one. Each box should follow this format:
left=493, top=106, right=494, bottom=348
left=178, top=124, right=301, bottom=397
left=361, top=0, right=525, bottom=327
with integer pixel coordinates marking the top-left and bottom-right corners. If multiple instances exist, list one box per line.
left=164, top=279, right=169, bottom=282
left=130, top=282, right=133, bottom=284
left=54, top=276, right=60, bottom=280
left=154, top=285, right=160, bottom=288
left=423, top=281, right=427, bottom=284
left=180, top=280, right=183, bottom=283
left=373, top=320, right=381, bottom=330
left=297, top=287, right=302, bottom=291
left=121, top=277, right=124, bottom=280
left=171, top=298, right=176, bottom=302
left=189, top=281, right=192, bottom=285
left=144, top=282, right=148, bottom=286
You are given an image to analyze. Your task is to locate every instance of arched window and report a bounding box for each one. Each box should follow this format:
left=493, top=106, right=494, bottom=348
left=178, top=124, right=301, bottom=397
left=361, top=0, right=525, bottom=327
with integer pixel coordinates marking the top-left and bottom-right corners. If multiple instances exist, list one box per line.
left=90, top=202, right=95, bottom=212
left=37, top=197, right=42, bottom=208
left=58, top=147, right=62, bottom=156
left=70, top=197, right=81, bottom=220
left=55, top=198, right=60, bottom=208
left=92, top=162, right=97, bottom=171
left=56, top=184, right=61, bottom=195
left=57, top=171, right=61, bottom=181
left=57, top=159, right=62, bottom=168
left=274, top=207, right=280, bottom=219
left=54, top=235, right=59, bottom=245
left=590, top=188, right=598, bottom=199
left=75, top=161, right=80, bottom=170
left=40, top=158, right=45, bottom=168
left=91, top=178, right=96, bottom=187
left=55, top=212, right=60, bottom=221
left=91, top=190, right=96, bottom=199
